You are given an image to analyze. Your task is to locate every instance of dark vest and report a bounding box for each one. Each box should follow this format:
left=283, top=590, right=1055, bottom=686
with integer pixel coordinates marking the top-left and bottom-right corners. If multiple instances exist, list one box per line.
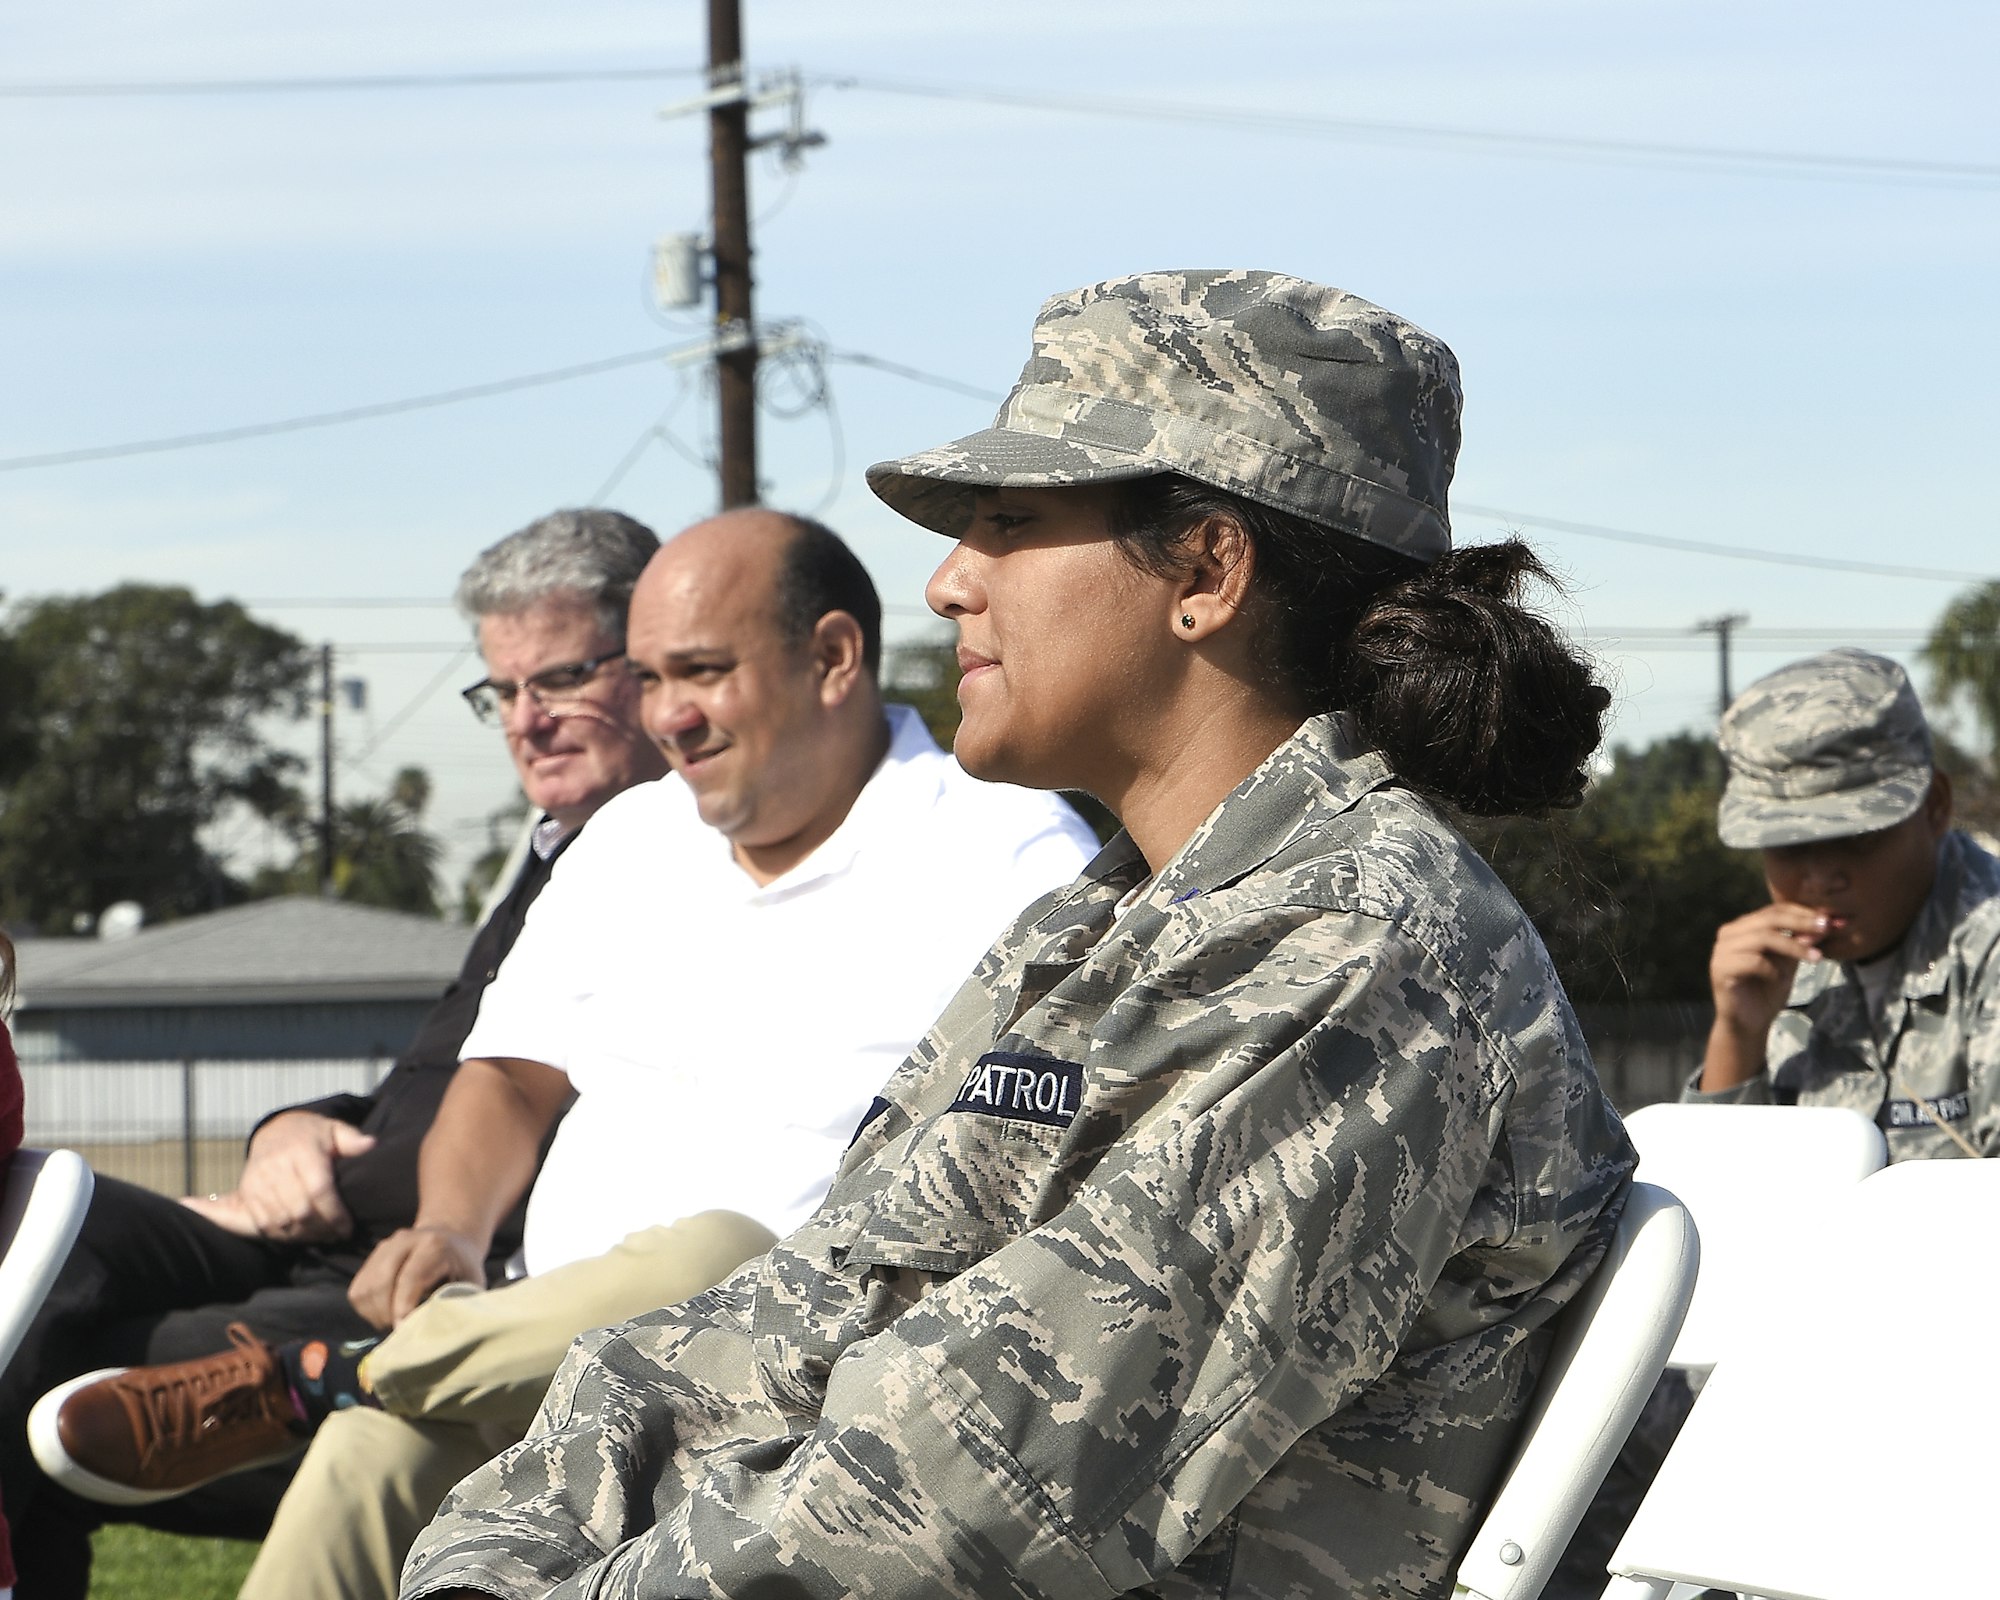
left=292, top=841, right=563, bottom=1279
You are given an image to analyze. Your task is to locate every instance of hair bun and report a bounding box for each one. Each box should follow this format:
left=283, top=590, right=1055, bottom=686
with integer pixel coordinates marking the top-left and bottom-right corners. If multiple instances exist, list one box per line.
left=1345, top=539, right=1607, bottom=816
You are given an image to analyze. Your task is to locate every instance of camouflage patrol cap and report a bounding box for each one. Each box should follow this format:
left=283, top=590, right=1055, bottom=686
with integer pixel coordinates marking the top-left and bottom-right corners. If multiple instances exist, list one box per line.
left=1717, top=648, right=1935, bottom=849
left=865, top=270, right=1460, bottom=563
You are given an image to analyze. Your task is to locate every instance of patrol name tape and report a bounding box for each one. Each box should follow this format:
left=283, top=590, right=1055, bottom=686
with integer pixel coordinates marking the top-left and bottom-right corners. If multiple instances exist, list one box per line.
left=950, top=1051, right=1084, bottom=1129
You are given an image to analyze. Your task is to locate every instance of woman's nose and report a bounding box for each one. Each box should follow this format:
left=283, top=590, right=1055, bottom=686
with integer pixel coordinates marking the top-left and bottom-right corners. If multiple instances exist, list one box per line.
left=924, top=543, right=979, bottom=617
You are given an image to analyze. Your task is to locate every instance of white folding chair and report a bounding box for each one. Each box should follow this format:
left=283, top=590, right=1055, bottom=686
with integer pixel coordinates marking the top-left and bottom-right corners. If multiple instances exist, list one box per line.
left=1451, top=1181, right=1699, bottom=1600
left=1623, top=1103, right=1886, bottom=1374
left=0, top=1148, right=94, bottom=1376
left=1602, top=1158, right=1999, bottom=1600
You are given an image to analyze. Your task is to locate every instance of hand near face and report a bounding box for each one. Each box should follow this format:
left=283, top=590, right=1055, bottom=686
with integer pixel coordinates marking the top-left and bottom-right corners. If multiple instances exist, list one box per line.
left=347, top=1225, right=485, bottom=1329
left=1708, top=899, right=1840, bottom=1042
left=180, top=1110, right=375, bottom=1243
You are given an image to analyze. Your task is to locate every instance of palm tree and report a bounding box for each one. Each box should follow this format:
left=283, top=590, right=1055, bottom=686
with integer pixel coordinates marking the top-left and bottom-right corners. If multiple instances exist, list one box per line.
left=1925, top=581, right=2000, bottom=769
left=250, top=764, right=443, bottom=915
left=389, top=765, right=432, bottom=817
left=331, top=797, right=442, bottom=916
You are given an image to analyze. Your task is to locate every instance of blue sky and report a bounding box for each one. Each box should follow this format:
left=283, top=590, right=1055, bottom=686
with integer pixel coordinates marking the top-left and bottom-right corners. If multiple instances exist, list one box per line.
left=4, top=0, right=1995, bottom=896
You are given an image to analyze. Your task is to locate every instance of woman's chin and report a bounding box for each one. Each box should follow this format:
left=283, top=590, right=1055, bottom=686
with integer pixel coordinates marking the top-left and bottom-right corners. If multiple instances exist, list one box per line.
left=950, top=723, right=1036, bottom=788
left=949, top=726, right=1005, bottom=781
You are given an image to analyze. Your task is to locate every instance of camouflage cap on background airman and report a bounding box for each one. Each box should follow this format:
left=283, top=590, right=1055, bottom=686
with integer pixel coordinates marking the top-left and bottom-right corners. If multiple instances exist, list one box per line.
left=865, top=269, right=1461, bottom=564
left=1717, top=647, right=1936, bottom=849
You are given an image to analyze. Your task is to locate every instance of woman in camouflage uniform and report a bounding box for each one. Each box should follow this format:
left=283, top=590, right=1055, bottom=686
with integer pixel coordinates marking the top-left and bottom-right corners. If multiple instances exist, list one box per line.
left=405, top=271, right=1636, bottom=1600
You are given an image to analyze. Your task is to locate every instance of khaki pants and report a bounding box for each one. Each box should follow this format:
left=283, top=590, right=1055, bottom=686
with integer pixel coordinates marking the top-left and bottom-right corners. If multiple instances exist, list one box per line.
left=239, top=1211, right=776, bottom=1600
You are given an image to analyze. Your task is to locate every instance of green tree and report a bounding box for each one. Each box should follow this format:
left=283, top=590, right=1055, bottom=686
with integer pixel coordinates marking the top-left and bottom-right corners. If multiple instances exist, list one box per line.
left=457, top=792, right=530, bottom=923
left=881, top=635, right=963, bottom=751
left=329, top=795, right=442, bottom=916
left=0, top=616, right=35, bottom=789
left=1471, top=733, right=1767, bottom=1005
left=389, top=765, right=432, bottom=818
left=0, top=584, right=312, bottom=930
left=1924, top=580, right=2000, bottom=769
left=254, top=765, right=444, bottom=916
left=1934, top=732, right=2000, bottom=847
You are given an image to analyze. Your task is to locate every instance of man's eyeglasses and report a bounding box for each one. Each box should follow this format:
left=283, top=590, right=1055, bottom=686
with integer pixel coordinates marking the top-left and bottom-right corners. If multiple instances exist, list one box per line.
left=460, top=649, right=626, bottom=724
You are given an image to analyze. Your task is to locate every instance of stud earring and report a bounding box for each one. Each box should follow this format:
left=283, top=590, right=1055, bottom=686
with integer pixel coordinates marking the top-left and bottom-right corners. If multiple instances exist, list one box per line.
left=1180, top=613, right=1195, bottom=630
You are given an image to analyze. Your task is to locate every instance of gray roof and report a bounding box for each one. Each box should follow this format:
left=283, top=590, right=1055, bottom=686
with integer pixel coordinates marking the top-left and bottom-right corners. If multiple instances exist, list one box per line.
left=12, top=896, right=474, bottom=1009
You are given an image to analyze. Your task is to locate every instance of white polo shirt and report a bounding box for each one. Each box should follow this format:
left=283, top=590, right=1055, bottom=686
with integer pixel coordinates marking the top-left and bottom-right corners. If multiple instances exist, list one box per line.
left=459, top=704, right=1100, bottom=1274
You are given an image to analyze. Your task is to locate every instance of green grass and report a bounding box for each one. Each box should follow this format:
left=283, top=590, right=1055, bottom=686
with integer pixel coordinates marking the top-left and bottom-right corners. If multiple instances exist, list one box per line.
left=88, top=1525, right=259, bottom=1600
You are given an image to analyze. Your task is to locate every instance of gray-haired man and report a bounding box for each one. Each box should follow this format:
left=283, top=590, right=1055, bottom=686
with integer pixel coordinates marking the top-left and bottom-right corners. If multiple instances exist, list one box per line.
left=32, top=509, right=1100, bottom=1600
left=1693, top=646, right=1998, bottom=1158
left=0, top=508, right=667, bottom=1598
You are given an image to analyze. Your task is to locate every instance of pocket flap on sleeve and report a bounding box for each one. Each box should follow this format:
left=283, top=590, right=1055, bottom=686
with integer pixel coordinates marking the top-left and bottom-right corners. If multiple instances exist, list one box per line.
left=844, top=1051, right=1084, bottom=1272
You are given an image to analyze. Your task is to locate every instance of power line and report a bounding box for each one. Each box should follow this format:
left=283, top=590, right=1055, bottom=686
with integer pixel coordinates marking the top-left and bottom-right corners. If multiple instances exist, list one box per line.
left=825, top=350, right=1007, bottom=403
left=201, top=616, right=1977, bottom=644
left=1586, top=626, right=1938, bottom=642
left=587, top=378, right=706, bottom=503
left=0, top=345, right=694, bottom=472
left=1458, top=502, right=1997, bottom=584
left=4, top=64, right=1989, bottom=189
left=276, top=619, right=1971, bottom=644
left=333, top=642, right=484, bottom=655
left=589, top=420, right=673, bottom=506
left=819, top=355, right=1993, bottom=584
left=0, top=339, right=986, bottom=484
left=344, top=642, right=477, bottom=770
left=5, top=323, right=1989, bottom=589
left=307, top=605, right=944, bottom=645
left=825, top=75, right=2000, bottom=189
left=245, top=597, right=457, bottom=608
left=0, top=66, right=703, bottom=98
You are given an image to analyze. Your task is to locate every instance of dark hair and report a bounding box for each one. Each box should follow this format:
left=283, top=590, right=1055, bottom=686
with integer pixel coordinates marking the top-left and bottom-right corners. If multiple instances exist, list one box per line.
left=0, top=928, right=15, bottom=1015
left=772, top=515, right=883, bottom=677
left=1108, top=475, right=1609, bottom=816
left=455, top=508, right=660, bottom=645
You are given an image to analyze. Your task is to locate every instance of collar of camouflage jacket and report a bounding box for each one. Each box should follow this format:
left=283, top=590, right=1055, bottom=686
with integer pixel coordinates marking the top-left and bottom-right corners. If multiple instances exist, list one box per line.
left=1030, top=713, right=1398, bottom=931
left=981, top=714, right=1401, bottom=1040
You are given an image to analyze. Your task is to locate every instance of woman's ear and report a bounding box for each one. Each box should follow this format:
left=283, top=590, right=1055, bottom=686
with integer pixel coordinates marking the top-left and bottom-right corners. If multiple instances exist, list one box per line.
left=1171, top=514, right=1256, bottom=641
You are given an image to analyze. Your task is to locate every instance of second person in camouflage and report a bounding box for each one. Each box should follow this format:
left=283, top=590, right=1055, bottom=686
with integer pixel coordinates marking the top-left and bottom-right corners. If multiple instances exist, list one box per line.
left=404, top=270, right=1638, bottom=1600
left=1693, top=647, right=1999, bottom=1158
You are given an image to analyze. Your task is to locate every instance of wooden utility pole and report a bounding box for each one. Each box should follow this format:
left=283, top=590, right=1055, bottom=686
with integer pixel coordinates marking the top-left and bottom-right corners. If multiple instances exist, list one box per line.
left=708, top=0, right=757, bottom=507
left=1696, top=612, right=1750, bottom=719
left=318, top=642, right=336, bottom=896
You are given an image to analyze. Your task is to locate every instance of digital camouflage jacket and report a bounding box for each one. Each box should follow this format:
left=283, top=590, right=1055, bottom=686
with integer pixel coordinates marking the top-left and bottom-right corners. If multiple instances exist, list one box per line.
left=1688, top=828, right=2000, bottom=1160
left=403, top=715, right=1636, bottom=1600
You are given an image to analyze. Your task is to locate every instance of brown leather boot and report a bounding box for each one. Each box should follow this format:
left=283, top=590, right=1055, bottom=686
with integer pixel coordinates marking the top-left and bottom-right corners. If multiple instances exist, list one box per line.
left=27, top=1322, right=307, bottom=1506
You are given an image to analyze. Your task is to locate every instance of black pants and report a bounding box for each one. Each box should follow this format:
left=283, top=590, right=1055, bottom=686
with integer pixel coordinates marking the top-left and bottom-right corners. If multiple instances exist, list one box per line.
left=0, top=1174, right=377, bottom=1600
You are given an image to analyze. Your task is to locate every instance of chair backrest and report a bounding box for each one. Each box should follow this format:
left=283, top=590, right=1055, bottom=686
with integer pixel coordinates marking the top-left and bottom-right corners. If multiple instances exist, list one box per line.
left=1623, top=1102, right=1885, bottom=1372
left=0, top=1148, right=94, bottom=1377
left=1451, top=1181, right=1699, bottom=1600
left=1603, top=1158, right=1998, bottom=1600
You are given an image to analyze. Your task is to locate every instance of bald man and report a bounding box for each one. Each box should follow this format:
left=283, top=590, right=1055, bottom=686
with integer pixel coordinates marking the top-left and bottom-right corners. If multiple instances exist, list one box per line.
left=38, top=511, right=1100, bottom=1600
